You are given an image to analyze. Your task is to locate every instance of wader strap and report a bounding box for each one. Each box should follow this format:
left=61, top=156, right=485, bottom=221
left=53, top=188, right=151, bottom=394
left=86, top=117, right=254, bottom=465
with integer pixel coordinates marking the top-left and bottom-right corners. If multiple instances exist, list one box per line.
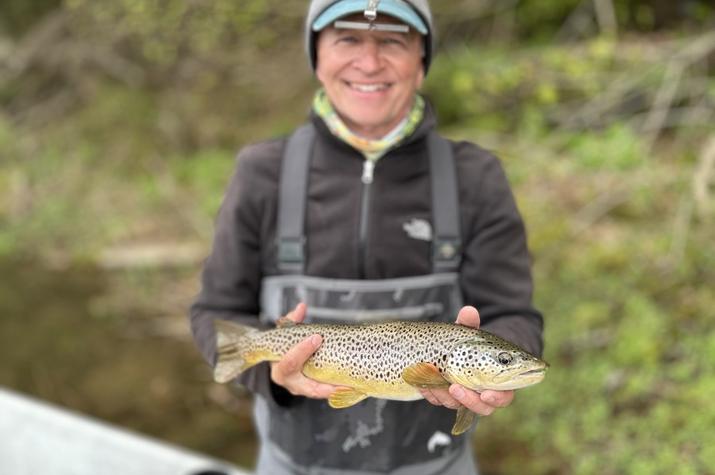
left=277, top=124, right=315, bottom=274
left=428, top=131, right=462, bottom=273
left=277, top=125, right=462, bottom=274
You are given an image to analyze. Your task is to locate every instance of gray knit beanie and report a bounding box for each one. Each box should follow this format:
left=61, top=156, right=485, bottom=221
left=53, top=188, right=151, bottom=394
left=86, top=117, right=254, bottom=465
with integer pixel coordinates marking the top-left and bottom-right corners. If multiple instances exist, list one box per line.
left=305, top=0, right=434, bottom=74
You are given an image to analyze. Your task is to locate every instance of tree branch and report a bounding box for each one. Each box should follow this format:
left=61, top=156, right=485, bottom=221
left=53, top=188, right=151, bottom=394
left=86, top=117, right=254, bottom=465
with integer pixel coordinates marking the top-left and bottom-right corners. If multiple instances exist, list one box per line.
left=641, top=31, right=715, bottom=153
left=593, top=0, right=618, bottom=37
left=693, top=136, right=715, bottom=219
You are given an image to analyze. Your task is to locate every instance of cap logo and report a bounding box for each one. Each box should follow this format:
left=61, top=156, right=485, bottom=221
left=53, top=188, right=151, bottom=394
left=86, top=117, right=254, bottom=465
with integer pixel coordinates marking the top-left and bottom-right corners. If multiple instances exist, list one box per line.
left=364, top=0, right=380, bottom=21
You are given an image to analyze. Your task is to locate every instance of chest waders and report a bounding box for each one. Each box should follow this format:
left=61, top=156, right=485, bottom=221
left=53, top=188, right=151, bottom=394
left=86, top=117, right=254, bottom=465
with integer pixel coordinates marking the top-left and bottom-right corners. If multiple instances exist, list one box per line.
left=255, top=125, right=477, bottom=475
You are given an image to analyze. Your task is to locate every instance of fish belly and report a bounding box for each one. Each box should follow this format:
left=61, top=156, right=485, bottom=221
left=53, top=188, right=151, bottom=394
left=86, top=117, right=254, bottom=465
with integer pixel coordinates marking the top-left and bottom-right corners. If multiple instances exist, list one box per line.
left=302, top=362, right=423, bottom=402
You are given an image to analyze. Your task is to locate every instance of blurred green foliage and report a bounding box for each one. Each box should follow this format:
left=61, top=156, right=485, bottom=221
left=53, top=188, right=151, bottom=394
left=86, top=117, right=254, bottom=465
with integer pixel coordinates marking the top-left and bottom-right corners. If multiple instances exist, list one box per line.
left=4, top=0, right=712, bottom=41
left=1, top=1, right=715, bottom=475
left=64, top=0, right=296, bottom=67
left=475, top=135, right=715, bottom=474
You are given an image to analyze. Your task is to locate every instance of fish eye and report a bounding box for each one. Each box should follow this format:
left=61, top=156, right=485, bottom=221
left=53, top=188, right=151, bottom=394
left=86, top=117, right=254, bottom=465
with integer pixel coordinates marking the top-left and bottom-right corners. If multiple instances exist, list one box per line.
left=497, top=352, right=513, bottom=365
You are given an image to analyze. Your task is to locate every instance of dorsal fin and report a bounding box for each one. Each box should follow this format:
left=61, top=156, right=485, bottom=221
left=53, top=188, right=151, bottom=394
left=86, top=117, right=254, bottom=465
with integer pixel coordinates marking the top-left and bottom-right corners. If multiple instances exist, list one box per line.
left=276, top=317, right=298, bottom=328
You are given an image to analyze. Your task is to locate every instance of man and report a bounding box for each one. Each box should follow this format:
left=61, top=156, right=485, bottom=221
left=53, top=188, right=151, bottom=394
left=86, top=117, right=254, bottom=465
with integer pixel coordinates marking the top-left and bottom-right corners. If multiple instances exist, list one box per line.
left=189, top=1, right=543, bottom=474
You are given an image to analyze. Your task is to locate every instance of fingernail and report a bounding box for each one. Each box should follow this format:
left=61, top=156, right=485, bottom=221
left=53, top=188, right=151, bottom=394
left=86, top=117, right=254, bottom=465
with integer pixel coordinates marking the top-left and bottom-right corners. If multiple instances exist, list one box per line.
left=310, top=335, right=321, bottom=346
left=451, top=386, right=465, bottom=399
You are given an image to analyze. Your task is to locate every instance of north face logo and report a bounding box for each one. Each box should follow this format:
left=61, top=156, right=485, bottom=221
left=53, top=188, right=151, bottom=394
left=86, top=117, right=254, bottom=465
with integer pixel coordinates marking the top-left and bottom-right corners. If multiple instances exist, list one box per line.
left=427, top=431, right=452, bottom=453
left=403, top=218, right=432, bottom=242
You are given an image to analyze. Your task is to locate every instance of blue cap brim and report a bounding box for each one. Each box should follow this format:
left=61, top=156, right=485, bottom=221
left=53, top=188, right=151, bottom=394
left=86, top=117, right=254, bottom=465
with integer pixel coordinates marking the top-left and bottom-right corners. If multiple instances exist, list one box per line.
left=312, top=0, right=428, bottom=35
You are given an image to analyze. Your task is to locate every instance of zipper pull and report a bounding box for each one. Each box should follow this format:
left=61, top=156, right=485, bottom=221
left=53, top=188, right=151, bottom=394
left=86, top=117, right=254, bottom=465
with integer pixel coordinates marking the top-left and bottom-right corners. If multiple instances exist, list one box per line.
left=361, top=160, right=375, bottom=184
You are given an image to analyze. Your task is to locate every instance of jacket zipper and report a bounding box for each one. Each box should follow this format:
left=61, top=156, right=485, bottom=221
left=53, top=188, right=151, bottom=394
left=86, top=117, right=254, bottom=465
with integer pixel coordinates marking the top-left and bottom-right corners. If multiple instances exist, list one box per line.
left=358, top=160, right=375, bottom=278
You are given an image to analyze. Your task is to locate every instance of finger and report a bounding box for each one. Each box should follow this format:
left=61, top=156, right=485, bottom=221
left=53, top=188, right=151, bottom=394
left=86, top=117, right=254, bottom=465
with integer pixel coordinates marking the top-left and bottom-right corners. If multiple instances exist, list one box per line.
left=455, top=306, right=480, bottom=328
left=300, top=376, right=341, bottom=399
left=429, top=388, right=462, bottom=410
left=480, top=390, right=515, bottom=408
left=285, top=302, right=307, bottom=323
left=273, top=334, right=322, bottom=377
left=271, top=365, right=341, bottom=399
left=419, top=389, right=442, bottom=406
left=449, top=384, right=495, bottom=416
left=285, top=374, right=339, bottom=399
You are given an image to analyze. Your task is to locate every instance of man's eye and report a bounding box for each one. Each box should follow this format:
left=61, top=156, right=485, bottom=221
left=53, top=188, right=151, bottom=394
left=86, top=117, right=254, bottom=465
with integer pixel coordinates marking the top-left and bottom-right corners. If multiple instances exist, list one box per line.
left=381, top=37, right=406, bottom=47
left=338, top=36, right=359, bottom=44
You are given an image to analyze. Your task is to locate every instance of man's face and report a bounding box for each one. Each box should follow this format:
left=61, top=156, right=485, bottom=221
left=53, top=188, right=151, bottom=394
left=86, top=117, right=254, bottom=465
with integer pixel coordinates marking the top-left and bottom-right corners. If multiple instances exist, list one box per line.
left=315, top=14, right=425, bottom=139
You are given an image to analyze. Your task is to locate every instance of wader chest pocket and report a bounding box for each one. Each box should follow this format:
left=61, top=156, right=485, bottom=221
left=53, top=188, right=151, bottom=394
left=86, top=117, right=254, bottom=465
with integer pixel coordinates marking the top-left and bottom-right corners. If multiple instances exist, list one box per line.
left=260, top=273, right=463, bottom=325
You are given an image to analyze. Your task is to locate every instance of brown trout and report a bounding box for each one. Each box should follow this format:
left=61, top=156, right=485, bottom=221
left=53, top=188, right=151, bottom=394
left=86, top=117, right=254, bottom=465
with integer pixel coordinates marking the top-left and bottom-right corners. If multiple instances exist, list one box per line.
left=213, top=319, right=547, bottom=435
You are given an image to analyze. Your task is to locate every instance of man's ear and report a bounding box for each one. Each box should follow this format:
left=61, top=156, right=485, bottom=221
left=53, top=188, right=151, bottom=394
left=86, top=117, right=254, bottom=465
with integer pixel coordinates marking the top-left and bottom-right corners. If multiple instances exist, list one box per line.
left=314, top=31, right=324, bottom=83
left=415, top=66, right=425, bottom=89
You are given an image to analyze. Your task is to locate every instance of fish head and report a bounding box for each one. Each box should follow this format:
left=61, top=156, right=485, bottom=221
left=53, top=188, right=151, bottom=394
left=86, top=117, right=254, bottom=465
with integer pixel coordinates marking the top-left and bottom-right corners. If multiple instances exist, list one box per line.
left=445, top=334, right=548, bottom=391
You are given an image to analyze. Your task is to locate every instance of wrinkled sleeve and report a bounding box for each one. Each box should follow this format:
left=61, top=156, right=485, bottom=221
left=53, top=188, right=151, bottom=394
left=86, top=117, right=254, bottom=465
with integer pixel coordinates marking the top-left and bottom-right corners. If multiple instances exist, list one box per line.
left=458, top=148, right=544, bottom=357
left=188, top=147, right=273, bottom=396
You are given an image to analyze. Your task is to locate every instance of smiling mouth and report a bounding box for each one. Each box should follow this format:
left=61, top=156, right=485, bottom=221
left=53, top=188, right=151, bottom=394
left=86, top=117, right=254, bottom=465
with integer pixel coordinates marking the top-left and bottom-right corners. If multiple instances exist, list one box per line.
left=345, top=81, right=391, bottom=93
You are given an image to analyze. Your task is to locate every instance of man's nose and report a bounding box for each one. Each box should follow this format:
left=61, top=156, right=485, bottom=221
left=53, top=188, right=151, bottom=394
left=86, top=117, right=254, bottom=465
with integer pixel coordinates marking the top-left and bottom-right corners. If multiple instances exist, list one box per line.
left=353, top=41, right=383, bottom=73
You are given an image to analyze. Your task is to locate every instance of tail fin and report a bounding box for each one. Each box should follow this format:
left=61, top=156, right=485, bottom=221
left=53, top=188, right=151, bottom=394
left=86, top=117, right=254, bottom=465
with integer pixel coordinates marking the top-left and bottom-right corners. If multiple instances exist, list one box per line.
left=213, top=319, right=260, bottom=384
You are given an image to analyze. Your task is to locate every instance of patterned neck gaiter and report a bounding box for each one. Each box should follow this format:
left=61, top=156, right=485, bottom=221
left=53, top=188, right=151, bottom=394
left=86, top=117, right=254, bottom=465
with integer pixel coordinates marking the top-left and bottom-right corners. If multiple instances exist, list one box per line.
left=312, top=88, right=425, bottom=162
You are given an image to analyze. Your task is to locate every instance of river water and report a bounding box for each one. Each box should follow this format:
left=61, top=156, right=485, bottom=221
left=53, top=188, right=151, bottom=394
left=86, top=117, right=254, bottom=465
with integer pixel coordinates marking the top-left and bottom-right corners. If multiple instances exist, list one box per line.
left=0, top=257, right=257, bottom=468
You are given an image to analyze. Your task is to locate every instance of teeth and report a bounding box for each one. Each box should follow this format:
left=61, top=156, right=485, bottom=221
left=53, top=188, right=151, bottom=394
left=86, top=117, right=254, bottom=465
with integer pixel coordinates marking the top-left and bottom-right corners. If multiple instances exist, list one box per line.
left=350, top=83, right=388, bottom=92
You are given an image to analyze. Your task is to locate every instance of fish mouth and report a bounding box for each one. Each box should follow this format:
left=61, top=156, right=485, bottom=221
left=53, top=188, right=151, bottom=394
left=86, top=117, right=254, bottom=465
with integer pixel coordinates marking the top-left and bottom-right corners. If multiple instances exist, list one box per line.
left=519, top=368, right=547, bottom=377
left=497, top=364, right=547, bottom=379
left=491, top=366, right=547, bottom=387
left=518, top=360, right=549, bottom=378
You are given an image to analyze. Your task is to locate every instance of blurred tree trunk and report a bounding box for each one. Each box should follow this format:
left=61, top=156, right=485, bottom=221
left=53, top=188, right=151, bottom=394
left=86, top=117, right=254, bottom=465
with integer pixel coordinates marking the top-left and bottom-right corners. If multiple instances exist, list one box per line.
left=0, top=0, right=63, bottom=37
left=624, top=0, right=709, bottom=29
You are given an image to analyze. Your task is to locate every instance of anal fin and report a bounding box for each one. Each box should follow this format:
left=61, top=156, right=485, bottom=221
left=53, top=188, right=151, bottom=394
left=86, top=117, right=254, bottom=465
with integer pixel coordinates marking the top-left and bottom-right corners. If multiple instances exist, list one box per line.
left=451, top=407, right=478, bottom=435
left=402, top=363, right=450, bottom=389
left=328, top=387, right=368, bottom=409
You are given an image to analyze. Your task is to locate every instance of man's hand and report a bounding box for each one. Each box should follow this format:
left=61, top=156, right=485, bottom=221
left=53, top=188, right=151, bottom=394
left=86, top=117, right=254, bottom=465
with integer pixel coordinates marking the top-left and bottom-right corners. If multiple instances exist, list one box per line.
left=419, top=306, right=515, bottom=415
left=269, top=303, right=341, bottom=399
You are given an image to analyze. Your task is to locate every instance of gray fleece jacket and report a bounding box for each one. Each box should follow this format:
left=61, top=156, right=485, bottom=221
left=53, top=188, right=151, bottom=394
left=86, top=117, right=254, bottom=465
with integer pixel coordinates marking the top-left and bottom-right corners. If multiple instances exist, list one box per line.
left=189, top=103, right=544, bottom=404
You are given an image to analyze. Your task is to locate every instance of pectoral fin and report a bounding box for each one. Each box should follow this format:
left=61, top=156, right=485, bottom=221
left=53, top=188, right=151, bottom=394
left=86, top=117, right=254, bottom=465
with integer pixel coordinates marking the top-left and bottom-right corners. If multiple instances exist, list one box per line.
left=451, top=407, right=478, bottom=435
left=402, top=363, right=450, bottom=389
left=328, top=388, right=368, bottom=409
